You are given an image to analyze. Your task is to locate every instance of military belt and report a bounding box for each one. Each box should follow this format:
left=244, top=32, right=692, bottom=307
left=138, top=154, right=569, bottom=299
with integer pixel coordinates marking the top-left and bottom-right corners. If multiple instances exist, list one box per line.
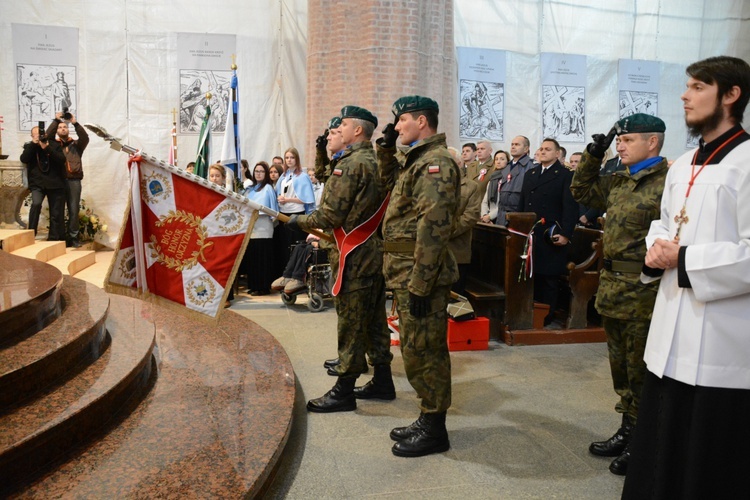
left=383, top=240, right=416, bottom=253
left=603, top=259, right=643, bottom=274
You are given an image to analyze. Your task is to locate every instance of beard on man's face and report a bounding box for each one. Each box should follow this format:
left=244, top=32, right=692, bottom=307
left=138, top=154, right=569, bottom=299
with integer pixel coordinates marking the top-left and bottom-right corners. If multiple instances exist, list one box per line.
left=686, top=99, right=724, bottom=139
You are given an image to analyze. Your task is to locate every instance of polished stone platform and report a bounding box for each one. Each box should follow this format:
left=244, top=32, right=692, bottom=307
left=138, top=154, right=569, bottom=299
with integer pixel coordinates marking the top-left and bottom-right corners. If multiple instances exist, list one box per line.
left=0, top=250, right=296, bottom=497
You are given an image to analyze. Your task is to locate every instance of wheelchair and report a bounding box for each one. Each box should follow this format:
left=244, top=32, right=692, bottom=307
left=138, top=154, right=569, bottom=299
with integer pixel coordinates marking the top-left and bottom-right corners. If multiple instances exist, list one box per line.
left=280, top=245, right=332, bottom=312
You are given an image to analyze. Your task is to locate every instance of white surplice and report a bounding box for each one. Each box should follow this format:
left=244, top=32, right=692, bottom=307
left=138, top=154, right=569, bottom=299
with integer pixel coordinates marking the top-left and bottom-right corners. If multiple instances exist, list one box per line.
left=643, top=140, right=750, bottom=389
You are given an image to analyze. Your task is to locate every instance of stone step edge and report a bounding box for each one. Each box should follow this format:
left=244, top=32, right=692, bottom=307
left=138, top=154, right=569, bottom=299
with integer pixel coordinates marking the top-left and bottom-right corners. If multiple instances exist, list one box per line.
left=10, top=240, right=67, bottom=263
left=0, top=277, right=111, bottom=408
left=47, top=249, right=97, bottom=276
left=0, top=295, right=157, bottom=485
left=0, top=229, right=35, bottom=253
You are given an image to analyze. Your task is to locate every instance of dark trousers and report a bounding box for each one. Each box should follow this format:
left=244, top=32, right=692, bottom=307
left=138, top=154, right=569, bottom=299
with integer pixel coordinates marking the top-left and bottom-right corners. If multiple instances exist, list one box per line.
left=534, top=274, right=560, bottom=325
left=451, top=263, right=470, bottom=296
left=29, top=187, right=66, bottom=240
left=65, top=179, right=82, bottom=240
left=283, top=243, right=313, bottom=280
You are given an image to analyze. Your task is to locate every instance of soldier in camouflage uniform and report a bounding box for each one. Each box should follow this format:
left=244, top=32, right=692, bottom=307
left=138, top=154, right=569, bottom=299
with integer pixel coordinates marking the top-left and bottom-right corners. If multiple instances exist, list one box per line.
left=288, top=106, right=393, bottom=413
left=376, top=96, right=460, bottom=457
left=570, top=113, right=668, bottom=475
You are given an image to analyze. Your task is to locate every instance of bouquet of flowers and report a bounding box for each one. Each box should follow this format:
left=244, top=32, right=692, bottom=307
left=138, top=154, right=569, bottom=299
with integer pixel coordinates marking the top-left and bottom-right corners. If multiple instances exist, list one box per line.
left=76, top=199, right=108, bottom=242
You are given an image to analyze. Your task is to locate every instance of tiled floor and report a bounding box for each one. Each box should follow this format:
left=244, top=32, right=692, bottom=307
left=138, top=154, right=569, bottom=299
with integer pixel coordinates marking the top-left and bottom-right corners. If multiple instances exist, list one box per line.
left=228, top=291, right=625, bottom=499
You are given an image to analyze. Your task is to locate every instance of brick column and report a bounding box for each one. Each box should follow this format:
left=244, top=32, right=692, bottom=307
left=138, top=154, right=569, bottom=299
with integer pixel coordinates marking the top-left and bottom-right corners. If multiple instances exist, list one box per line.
left=306, top=0, right=456, bottom=157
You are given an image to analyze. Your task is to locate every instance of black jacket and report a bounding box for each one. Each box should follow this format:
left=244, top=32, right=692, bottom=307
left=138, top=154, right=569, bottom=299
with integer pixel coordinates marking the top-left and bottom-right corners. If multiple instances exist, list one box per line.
left=20, top=139, right=67, bottom=190
left=518, top=160, right=579, bottom=275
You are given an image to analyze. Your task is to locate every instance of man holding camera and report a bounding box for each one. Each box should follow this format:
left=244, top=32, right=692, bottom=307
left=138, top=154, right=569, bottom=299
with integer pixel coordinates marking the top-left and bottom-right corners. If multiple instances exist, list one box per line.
left=46, top=109, right=89, bottom=248
left=20, top=125, right=67, bottom=241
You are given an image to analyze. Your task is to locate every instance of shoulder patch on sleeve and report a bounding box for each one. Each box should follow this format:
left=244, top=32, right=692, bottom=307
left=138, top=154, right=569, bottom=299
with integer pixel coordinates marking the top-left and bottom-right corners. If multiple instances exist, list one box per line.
left=428, top=165, right=440, bottom=174
left=332, top=168, right=343, bottom=176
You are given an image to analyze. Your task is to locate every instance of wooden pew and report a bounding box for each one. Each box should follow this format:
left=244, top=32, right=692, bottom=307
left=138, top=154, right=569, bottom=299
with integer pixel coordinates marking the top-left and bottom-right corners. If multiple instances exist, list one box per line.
left=565, top=226, right=604, bottom=329
left=465, top=213, right=535, bottom=338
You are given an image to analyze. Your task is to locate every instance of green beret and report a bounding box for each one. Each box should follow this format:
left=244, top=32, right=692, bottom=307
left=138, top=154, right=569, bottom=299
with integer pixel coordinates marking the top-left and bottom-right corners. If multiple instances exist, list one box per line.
left=340, top=105, right=378, bottom=127
left=615, top=113, right=666, bottom=135
left=328, top=116, right=342, bottom=130
left=391, top=95, right=439, bottom=118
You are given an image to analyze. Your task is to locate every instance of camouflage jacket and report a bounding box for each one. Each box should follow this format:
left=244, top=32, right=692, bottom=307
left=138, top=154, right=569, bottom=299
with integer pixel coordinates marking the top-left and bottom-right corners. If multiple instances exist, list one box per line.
left=448, top=176, right=482, bottom=264
left=570, top=150, right=668, bottom=319
left=297, top=141, right=385, bottom=290
left=314, top=147, right=331, bottom=183
left=377, top=133, right=460, bottom=294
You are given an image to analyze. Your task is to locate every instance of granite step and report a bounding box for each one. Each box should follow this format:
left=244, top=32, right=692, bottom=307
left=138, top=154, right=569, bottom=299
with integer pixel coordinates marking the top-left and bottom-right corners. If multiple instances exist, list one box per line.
left=9, top=306, right=295, bottom=498
left=0, top=293, right=156, bottom=488
left=0, top=276, right=110, bottom=408
left=0, top=251, right=63, bottom=344
left=0, top=229, right=35, bottom=253
left=47, top=248, right=97, bottom=276
left=10, top=240, right=66, bottom=263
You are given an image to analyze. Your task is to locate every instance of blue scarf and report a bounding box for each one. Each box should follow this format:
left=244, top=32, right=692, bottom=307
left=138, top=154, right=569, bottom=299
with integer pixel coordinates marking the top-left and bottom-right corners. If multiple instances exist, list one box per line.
left=628, top=156, right=663, bottom=176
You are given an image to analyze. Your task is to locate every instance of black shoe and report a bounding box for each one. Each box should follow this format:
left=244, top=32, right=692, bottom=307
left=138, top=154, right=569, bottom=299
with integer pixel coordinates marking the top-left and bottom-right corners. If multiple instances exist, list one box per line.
left=66, top=239, right=81, bottom=248
left=609, top=446, right=630, bottom=475
left=354, top=364, right=396, bottom=400
left=392, top=412, right=450, bottom=457
left=306, top=377, right=357, bottom=413
left=390, top=414, right=425, bottom=441
left=323, top=358, right=340, bottom=369
left=327, top=363, right=369, bottom=377
left=589, top=414, right=632, bottom=457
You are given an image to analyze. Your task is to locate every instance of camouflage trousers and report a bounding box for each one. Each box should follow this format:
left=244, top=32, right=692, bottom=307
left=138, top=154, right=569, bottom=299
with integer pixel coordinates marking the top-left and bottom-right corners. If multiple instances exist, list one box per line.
left=601, top=315, right=649, bottom=423
left=332, top=274, right=393, bottom=378
left=394, top=285, right=452, bottom=413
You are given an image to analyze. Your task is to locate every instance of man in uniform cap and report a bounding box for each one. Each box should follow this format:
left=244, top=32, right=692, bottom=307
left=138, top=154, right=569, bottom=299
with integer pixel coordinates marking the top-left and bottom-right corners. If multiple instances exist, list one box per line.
left=376, top=95, right=460, bottom=457
left=570, top=112, right=668, bottom=475
left=314, top=116, right=376, bottom=376
left=288, top=105, right=394, bottom=413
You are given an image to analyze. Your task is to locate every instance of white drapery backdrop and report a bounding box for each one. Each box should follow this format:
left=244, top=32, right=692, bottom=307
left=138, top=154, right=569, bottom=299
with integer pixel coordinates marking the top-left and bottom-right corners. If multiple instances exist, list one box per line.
left=1, top=0, right=748, bottom=247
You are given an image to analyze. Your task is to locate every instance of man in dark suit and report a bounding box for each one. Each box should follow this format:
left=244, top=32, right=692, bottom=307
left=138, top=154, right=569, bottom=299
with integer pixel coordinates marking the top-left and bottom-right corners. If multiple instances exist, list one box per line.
left=519, top=138, right=579, bottom=326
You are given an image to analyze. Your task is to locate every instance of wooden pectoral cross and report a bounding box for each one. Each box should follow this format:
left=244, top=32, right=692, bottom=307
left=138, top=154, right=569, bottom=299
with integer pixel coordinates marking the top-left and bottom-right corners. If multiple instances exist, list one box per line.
left=674, top=205, right=689, bottom=242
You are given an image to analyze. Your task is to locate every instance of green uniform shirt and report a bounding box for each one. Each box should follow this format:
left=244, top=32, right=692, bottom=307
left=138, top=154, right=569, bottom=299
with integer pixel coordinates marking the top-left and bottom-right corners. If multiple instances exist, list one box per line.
left=297, top=141, right=385, bottom=289
left=570, top=150, right=668, bottom=319
left=378, top=133, right=461, bottom=295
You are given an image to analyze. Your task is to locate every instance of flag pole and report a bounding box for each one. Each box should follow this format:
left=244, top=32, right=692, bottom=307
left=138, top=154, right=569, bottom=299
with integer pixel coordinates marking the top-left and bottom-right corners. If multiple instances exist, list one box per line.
left=170, top=107, right=178, bottom=166
left=85, top=123, right=333, bottom=243
left=0, top=115, right=7, bottom=160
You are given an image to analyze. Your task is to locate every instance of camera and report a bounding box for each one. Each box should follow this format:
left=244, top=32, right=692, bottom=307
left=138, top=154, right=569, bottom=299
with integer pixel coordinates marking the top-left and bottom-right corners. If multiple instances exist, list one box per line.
left=38, top=120, right=48, bottom=144
left=62, top=107, right=73, bottom=120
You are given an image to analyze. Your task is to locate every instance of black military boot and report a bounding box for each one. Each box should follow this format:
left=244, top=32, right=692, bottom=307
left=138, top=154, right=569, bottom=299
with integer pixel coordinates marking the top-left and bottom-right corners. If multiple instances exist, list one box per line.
left=353, top=364, right=396, bottom=400
left=390, top=413, right=425, bottom=441
left=323, top=358, right=340, bottom=369
left=391, top=412, right=450, bottom=457
left=327, top=363, right=368, bottom=376
left=589, top=414, right=632, bottom=457
left=306, top=377, right=357, bottom=413
left=609, top=443, right=631, bottom=475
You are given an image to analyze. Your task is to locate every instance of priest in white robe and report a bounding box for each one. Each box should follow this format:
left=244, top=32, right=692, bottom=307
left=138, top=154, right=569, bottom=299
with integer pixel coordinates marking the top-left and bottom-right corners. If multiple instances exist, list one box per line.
left=623, top=56, right=750, bottom=499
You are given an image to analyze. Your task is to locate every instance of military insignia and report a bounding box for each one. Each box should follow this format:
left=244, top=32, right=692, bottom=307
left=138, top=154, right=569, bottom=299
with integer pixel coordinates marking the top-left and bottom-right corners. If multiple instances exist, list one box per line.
left=118, top=247, right=137, bottom=280
left=428, top=165, right=440, bottom=174
left=185, top=275, right=217, bottom=307
left=149, top=209, right=213, bottom=272
left=141, top=170, right=172, bottom=204
left=213, top=203, right=244, bottom=233
left=333, top=168, right=343, bottom=176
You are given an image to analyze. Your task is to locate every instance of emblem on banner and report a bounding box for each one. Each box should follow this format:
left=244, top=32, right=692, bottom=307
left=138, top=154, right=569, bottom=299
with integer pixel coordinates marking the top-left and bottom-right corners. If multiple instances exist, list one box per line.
left=117, top=248, right=137, bottom=280
left=141, top=171, right=173, bottom=204
left=213, top=203, right=244, bottom=234
left=149, top=210, right=213, bottom=272
left=185, top=275, right=218, bottom=307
